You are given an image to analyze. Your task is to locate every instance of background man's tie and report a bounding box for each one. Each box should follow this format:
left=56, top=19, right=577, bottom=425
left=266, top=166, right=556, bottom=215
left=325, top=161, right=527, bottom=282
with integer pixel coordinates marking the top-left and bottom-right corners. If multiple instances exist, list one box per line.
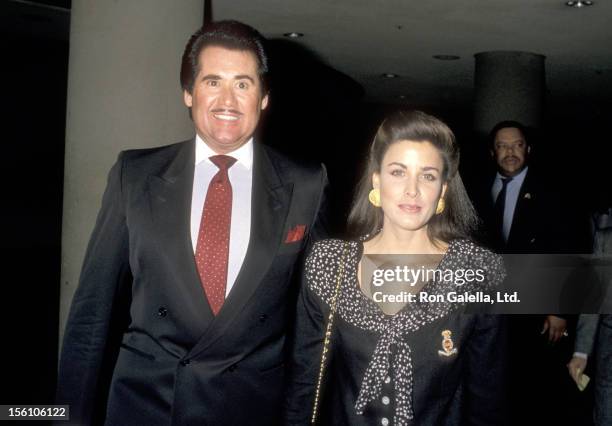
left=494, top=176, right=513, bottom=244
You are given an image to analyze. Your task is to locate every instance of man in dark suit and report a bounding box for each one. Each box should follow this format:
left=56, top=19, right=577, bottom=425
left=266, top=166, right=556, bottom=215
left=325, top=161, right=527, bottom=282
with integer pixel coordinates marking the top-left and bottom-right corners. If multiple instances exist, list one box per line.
left=474, top=121, right=570, bottom=335
left=569, top=314, right=612, bottom=425
left=568, top=222, right=612, bottom=425
left=471, top=120, right=592, bottom=424
left=56, top=21, right=329, bottom=426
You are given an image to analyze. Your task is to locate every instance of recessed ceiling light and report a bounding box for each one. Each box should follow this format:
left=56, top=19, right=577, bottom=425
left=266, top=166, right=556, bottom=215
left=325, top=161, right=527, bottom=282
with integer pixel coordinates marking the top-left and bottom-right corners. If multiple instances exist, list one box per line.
left=283, top=32, right=304, bottom=38
left=565, top=1, right=594, bottom=7
left=382, top=73, right=399, bottom=78
left=433, top=55, right=461, bottom=61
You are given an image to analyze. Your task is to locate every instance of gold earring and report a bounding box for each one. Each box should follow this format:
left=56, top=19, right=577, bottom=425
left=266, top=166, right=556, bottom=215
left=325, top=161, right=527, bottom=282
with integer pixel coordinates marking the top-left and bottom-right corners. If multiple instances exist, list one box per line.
left=436, top=198, right=445, bottom=214
left=368, top=189, right=381, bottom=207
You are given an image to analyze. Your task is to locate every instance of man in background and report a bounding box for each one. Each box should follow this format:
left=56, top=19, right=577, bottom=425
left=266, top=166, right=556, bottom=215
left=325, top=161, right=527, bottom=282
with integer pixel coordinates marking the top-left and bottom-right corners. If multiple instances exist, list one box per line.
left=568, top=216, right=612, bottom=425
left=569, top=314, right=612, bottom=426
left=471, top=120, right=590, bottom=424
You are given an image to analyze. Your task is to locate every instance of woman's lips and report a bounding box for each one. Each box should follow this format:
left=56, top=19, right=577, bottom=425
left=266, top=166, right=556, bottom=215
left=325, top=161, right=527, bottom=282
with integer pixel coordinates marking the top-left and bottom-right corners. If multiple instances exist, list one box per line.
left=398, top=203, right=422, bottom=213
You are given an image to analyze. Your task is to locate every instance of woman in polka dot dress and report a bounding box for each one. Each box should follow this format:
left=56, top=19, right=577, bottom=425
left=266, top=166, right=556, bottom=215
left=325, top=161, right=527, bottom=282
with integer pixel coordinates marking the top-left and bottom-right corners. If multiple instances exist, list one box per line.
left=285, top=111, right=507, bottom=425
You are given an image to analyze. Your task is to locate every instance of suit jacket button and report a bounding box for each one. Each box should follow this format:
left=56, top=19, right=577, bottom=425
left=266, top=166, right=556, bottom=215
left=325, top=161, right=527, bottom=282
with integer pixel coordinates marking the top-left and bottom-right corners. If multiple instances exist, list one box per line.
left=259, top=314, right=268, bottom=323
left=158, top=307, right=168, bottom=317
left=180, top=359, right=190, bottom=366
left=228, top=364, right=237, bottom=372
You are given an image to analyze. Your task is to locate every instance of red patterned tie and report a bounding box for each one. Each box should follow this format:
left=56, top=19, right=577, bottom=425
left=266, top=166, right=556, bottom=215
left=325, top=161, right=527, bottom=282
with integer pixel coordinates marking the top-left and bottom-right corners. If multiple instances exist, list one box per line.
left=195, top=155, right=237, bottom=315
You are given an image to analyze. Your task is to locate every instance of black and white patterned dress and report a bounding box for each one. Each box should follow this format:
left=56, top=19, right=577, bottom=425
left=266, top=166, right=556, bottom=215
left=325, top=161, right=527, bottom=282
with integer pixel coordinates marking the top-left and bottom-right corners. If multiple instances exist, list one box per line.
left=285, top=238, right=507, bottom=426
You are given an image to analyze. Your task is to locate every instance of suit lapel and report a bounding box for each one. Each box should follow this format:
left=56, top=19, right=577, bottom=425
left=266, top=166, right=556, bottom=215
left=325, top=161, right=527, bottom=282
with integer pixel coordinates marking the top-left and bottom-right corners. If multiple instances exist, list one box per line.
left=507, top=169, right=534, bottom=245
left=188, top=143, right=293, bottom=357
left=147, top=140, right=215, bottom=326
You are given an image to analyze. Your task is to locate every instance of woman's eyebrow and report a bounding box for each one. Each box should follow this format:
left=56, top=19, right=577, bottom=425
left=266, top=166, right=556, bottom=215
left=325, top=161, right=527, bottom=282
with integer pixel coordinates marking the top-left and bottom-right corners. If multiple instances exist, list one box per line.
left=421, top=166, right=440, bottom=172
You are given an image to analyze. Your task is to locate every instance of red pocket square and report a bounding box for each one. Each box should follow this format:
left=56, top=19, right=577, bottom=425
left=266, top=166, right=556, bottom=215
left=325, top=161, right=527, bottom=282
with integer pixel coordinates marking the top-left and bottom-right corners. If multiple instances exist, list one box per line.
left=285, top=224, right=306, bottom=243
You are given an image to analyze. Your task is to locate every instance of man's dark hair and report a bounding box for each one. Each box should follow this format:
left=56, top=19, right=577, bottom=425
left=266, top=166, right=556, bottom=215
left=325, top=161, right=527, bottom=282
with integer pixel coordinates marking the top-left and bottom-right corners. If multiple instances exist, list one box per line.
left=489, top=120, right=531, bottom=148
left=180, top=20, right=269, bottom=94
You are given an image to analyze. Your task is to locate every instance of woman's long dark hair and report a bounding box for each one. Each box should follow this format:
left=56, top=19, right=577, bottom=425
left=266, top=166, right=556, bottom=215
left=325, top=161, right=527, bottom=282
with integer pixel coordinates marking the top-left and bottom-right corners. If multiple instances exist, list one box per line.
left=347, top=110, right=478, bottom=244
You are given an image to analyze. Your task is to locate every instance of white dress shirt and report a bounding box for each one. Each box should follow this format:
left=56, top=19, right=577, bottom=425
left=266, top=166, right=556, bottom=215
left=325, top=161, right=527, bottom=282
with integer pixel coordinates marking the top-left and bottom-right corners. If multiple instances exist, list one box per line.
left=491, top=166, right=528, bottom=242
left=190, top=135, right=253, bottom=296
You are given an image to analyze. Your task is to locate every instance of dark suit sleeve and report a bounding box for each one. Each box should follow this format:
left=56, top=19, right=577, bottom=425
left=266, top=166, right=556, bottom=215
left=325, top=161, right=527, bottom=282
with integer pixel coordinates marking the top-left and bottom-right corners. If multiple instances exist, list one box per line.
left=56, top=152, right=132, bottom=425
left=308, top=164, right=331, bottom=244
left=462, top=314, right=509, bottom=426
left=575, top=314, right=600, bottom=355
left=284, top=255, right=327, bottom=425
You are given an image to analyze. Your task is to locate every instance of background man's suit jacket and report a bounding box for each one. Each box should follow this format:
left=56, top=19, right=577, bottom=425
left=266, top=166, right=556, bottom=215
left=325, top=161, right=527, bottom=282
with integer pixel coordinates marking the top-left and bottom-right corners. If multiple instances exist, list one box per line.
left=56, top=140, right=329, bottom=426
left=469, top=167, right=591, bottom=424
left=575, top=314, right=612, bottom=425
left=471, top=168, right=590, bottom=254
left=575, top=314, right=604, bottom=355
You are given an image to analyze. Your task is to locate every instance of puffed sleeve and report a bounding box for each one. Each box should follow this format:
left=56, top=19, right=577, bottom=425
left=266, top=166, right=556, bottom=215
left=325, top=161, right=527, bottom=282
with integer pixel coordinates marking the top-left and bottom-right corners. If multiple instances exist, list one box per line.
left=284, top=244, right=329, bottom=425
left=463, top=250, right=509, bottom=425
left=463, top=314, right=509, bottom=425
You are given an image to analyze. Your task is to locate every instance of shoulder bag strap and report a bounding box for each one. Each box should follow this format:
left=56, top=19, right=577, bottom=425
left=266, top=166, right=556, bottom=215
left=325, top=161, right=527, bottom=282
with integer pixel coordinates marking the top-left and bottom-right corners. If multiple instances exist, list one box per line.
left=311, top=242, right=349, bottom=424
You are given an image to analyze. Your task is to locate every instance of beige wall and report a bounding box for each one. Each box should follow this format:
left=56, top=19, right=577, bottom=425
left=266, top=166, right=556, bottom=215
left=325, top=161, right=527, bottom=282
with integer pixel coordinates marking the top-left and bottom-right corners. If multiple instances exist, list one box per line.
left=60, top=1, right=203, bottom=346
